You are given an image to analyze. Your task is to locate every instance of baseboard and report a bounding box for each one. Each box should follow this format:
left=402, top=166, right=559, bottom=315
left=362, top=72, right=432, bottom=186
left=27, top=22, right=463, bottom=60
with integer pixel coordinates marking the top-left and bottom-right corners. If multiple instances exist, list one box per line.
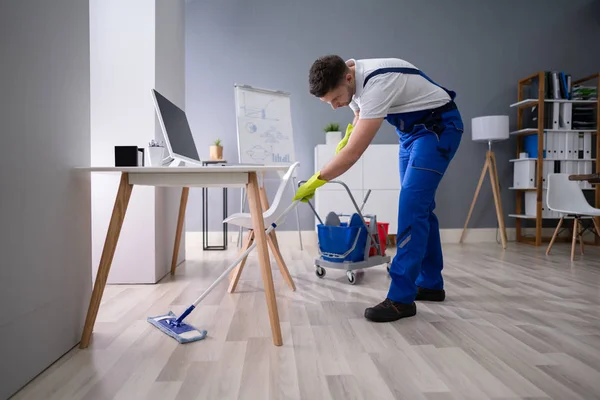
left=440, top=228, right=517, bottom=244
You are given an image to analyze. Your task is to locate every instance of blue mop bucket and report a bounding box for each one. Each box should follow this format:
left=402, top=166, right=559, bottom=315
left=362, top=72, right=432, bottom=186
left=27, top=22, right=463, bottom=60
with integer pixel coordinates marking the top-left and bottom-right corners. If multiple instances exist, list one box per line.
left=317, top=213, right=368, bottom=263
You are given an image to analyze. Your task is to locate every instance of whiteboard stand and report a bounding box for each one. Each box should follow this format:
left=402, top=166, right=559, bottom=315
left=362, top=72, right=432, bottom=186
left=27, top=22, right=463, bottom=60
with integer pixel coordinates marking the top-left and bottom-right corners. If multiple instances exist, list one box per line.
left=233, top=83, right=303, bottom=250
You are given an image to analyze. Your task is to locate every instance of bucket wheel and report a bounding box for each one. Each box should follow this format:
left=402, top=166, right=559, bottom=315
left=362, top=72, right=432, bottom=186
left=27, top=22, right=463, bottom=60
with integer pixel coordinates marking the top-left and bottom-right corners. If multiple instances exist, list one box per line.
left=315, top=265, right=326, bottom=278
left=346, top=270, right=356, bottom=284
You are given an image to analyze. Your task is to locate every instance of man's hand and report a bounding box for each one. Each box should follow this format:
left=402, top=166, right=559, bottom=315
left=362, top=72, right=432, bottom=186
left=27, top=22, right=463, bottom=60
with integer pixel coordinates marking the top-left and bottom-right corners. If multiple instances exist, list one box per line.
left=293, top=171, right=327, bottom=202
left=335, top=123, right=354, bottom=154
left=320, top=117, right=383, bottom=181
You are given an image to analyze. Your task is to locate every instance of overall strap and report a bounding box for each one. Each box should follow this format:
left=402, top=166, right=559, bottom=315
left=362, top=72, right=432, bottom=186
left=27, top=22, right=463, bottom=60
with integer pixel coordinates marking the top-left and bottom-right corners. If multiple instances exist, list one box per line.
left=363, top=67, right=456, bottom=100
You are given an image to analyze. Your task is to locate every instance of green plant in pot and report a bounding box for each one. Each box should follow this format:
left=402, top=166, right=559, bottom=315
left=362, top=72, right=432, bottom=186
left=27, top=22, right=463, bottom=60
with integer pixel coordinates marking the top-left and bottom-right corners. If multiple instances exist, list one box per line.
left=324, top=122, right=342, bottom=145
left=210, top=138, right=223, bottom=160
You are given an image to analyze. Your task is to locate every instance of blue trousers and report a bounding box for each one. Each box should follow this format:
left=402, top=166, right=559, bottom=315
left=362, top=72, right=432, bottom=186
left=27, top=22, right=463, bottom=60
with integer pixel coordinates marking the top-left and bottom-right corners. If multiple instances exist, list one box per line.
left=385, top=105, right=464, bottom=304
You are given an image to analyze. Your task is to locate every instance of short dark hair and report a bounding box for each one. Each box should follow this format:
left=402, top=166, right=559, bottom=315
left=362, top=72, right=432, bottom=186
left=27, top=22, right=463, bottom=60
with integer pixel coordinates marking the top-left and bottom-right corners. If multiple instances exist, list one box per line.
left=308, top=55, right=349, bottom=97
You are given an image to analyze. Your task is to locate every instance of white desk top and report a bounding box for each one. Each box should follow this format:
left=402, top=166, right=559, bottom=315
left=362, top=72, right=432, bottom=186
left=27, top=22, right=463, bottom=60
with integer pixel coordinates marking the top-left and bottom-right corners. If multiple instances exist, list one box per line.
left=79, top=165, right=291, bottom=173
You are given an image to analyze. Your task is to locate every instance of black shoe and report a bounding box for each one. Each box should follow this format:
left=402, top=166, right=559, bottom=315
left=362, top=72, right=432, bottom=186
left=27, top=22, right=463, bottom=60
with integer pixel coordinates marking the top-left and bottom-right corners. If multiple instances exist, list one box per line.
left=415, top=287, right=445, bottom=302
left=364, top=298, right=416, bottom=322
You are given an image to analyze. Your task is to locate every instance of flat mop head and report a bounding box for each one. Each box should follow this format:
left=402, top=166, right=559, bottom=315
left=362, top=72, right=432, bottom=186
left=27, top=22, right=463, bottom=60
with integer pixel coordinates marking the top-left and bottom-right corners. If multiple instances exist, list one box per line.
left=147, top=311, right=207, bottom=344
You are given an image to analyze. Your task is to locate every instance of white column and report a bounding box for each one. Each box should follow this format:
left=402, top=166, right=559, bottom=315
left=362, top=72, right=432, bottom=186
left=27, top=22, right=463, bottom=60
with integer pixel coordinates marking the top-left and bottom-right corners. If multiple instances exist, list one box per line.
left=90, top=0, right=185, bottom=284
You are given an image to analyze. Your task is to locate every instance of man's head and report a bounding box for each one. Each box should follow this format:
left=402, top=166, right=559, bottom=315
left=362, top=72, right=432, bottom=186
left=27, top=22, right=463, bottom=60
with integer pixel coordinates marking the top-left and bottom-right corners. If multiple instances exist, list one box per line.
left=309, top=55, right=355, bottom=109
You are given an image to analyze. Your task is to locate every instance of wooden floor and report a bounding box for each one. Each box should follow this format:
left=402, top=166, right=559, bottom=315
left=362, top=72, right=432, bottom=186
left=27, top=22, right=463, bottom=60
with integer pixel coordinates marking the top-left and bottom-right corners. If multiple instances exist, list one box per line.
left=12, top=236, right=600, bottom=400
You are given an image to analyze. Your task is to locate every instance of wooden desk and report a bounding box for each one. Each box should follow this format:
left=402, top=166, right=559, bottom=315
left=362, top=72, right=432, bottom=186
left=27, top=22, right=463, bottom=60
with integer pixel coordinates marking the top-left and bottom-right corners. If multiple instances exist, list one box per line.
left=79, top=165, right=290, bottom=348
left=570, top=173, right=600, bottom=185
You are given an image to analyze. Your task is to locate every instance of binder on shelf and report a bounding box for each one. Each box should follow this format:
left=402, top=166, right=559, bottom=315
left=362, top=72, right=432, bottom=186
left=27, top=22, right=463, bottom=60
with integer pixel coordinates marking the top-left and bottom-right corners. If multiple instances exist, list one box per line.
left=551, top=103, right=560, bottom=130
left=542, top=160, right=554, bottom=189
left=559, top=102, right=572, bottom=130
left=546, top=132, right=554, bottom=159
left=572, top=132, right=579, bottom=160
left=583, top=132, right=592, bottom=160
left=524, top=134, right=540, bottom=158
left=565, top=132, right=577, bottom=160
left=584, top=161, right=593, bottom=189
left=577, top=162, right=585, bottom=189
left=512, top=159, right=536, bottom=189
left=558, top=132, right=566, bottom=160
left=525, top=192, right=536, bottom=217
left=526, top=190, right=553, bottom=218
left=552, top=72, right=561, bottom=99
left=560, top=160, right=577, bottom=176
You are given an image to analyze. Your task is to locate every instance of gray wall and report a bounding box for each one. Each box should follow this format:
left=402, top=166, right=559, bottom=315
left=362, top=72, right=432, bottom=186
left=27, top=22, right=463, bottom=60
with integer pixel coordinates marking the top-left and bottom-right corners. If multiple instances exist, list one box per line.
left=0, top=1, right=91, bottom=398
left=185, top=0, right=600, bottom=231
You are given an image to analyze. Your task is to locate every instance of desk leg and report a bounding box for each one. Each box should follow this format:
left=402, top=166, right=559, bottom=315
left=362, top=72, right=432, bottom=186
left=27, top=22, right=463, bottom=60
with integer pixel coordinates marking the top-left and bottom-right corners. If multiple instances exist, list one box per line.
left=80, top=173, right=133, bottom=349
left=247, top=172, right=283, bottom=346
left=171, top=187, right=189, bottom=275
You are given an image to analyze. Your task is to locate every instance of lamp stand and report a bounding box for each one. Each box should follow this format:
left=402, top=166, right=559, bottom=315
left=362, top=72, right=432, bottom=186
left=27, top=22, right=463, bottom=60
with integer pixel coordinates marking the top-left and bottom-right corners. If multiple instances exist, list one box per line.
left=459, top=140, right=507, bottom=249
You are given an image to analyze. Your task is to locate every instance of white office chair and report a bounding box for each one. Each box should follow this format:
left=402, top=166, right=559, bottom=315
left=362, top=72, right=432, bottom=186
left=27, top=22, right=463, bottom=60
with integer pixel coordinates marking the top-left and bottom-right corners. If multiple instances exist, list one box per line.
left=224, top=161, right=300, bottom=293
left=546, top=173, right=600, bottom=260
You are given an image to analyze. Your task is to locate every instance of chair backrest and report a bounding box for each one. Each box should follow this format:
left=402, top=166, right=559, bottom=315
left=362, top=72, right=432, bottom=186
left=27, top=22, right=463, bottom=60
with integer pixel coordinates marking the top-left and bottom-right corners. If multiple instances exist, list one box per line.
left=263, top=162, right=300, bottom=222
left=547, top=173, right=595, bottom=214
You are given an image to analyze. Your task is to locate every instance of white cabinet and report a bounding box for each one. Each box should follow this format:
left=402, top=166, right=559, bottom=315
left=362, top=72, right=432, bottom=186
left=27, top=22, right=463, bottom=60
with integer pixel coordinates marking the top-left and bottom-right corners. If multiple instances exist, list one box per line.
left=315, top=189, right=365, bottom=218
left=315, top=144, right=363, bottom=190
left=362, top=145, right=400, bottom=190
left=314, top=144, right=401, bottom=236
left=362, top=190, right=400, bottom=235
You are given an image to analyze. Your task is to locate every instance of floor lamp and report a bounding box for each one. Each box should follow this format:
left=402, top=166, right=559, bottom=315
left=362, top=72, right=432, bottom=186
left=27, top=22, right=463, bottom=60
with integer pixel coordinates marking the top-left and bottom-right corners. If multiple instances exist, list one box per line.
left=460, top=115, right=509, bottom=249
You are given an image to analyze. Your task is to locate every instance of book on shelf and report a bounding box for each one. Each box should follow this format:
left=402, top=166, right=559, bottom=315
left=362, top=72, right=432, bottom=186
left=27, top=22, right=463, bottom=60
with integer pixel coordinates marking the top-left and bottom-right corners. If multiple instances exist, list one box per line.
left=527, top=71, right=573, bottom=100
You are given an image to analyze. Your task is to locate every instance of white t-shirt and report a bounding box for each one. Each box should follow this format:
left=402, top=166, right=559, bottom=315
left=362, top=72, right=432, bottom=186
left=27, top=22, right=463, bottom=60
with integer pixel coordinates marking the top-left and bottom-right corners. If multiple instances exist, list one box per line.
left=347, top=58, right=451, bottom=119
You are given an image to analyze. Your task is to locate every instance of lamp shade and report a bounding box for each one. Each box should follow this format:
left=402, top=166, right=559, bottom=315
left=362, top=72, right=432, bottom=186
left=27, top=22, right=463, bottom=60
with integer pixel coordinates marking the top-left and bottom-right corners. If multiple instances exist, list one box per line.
left=471, top=115, right=510, bottom=142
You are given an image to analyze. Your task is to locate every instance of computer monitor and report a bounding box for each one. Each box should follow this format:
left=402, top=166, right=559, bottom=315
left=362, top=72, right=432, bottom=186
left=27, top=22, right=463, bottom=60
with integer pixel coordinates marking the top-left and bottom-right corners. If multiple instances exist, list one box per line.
left=151, top=89, right=202, bottom=166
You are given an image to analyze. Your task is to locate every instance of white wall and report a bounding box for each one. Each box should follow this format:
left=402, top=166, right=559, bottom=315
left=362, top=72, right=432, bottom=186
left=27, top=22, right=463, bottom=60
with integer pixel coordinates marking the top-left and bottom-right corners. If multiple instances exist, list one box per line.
left=154, top=0, right=186, bottom=279
left=0, top=1, right=92, bottom=398
left=90, top=0, right=185, bottom=284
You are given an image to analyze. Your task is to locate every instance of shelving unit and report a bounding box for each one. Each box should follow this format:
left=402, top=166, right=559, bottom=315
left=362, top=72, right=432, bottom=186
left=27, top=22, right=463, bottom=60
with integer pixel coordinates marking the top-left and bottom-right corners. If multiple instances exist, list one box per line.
left=510, top=71, right=599, bottom=246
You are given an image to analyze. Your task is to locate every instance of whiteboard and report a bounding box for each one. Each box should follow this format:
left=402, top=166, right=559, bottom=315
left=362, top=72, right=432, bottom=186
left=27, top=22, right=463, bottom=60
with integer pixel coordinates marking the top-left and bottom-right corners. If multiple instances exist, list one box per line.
left=234, top=84, right=296, bottom=165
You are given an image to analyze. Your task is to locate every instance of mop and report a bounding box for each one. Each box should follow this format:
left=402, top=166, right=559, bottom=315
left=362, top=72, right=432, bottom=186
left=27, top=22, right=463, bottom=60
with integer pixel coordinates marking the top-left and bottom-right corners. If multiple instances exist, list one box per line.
left=148, top=200, right=301, bottom=344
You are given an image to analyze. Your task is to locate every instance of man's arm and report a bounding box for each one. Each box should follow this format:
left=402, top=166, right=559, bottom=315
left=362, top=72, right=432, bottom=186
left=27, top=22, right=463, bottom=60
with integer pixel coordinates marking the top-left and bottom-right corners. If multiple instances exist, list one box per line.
left=352, top=110, right=360, bottom=127
left=319, top=117, right=383, bottom=181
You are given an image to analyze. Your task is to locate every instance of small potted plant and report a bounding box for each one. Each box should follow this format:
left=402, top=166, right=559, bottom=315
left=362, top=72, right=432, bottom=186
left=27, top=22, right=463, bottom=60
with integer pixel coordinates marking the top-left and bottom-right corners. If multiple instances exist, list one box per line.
left=324, top=122, right=342, bottom=145
left=210, top=138, right=223, bottom=160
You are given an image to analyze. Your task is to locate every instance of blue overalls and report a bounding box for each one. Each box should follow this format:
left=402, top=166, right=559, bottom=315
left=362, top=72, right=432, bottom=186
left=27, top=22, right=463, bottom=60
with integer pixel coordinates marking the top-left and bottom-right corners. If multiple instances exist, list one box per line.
left=366, top=67, right=464, bottom=304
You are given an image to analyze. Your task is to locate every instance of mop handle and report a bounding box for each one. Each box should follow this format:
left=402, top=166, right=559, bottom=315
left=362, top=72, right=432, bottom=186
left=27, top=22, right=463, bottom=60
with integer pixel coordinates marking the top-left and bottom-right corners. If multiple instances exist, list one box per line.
left=190, top=200, right=300, bottom=308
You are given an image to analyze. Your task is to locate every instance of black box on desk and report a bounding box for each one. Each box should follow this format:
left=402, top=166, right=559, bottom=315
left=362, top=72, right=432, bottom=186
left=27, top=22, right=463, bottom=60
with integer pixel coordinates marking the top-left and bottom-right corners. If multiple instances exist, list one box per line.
left=115, top=146, right=144, bottom=167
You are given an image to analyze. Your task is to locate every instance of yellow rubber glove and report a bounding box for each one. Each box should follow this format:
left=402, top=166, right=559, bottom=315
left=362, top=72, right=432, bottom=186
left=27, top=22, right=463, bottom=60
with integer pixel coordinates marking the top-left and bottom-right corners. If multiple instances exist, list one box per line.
left=335, top=123, right=354, bottom=154
left=293, top=172, right=327, bottom=202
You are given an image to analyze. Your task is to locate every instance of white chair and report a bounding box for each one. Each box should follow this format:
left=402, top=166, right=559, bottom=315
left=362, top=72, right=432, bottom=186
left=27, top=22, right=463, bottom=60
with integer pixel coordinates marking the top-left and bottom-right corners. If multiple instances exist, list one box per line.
left=546, top=173, right=600, bottom=260
left=224, top=162, right=300, bottom=293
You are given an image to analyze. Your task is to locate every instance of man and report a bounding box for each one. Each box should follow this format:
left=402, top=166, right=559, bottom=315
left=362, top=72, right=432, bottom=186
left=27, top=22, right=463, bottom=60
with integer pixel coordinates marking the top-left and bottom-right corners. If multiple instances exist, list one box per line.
left=294, top=55, right=464, bottom=323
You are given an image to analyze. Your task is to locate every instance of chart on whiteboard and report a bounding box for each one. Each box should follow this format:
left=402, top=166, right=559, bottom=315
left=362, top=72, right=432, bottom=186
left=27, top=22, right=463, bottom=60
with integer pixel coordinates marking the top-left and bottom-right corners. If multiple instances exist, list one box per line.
left=235, top=86, right=295, bottom=165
